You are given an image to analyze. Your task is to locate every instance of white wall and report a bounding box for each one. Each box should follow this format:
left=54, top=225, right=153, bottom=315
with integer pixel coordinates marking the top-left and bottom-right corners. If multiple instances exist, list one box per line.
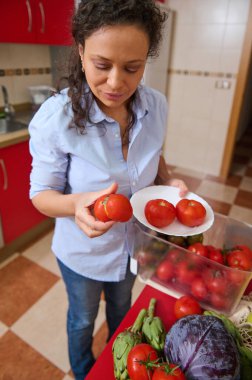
left=163, top=0, right=250, bottom=176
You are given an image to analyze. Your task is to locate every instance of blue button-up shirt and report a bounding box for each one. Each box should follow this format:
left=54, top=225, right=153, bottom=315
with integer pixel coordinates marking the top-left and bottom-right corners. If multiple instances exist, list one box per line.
left=29, top=85, right=168, bottom=281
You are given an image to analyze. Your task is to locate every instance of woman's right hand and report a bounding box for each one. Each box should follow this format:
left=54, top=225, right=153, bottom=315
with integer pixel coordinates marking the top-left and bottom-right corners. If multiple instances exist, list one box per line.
left=74, top=182, right=118, bottom=238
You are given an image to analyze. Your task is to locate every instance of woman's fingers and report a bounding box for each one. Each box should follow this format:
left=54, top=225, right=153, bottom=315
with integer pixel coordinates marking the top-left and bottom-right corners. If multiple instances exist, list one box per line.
left=87, top=182, right=118, bottom=207
left=167, top=178, right=188, bottom=197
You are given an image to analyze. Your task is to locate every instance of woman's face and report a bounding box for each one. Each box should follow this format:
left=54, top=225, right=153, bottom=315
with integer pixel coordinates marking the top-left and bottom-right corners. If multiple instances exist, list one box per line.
left=79, top=24, right=149, bottom=115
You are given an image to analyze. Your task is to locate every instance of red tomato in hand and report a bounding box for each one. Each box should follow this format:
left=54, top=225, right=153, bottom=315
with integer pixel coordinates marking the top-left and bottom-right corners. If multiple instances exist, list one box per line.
left=93, top=194, right=111, bottom=222
left=94, top=193, right=132, bottom=222
left=127, top=343, right=158, bottom=380
left=176, top=199, right=206, bottom=227
left=152, top=363, right=186, bottom=380
left=174, top=295, right=202, bottom=319
left=227, top=249, right=252, bottom=271
left=156, top=260, right=174, bottom=282
left=145, top=199, right=176, bottom=228
left=188, top=242, right=209, bottom=258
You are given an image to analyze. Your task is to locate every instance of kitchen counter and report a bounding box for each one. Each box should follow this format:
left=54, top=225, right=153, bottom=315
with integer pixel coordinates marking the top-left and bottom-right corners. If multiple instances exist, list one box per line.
left=0, top=110, right=33, bottom=149
left=86, top=280, right=252, bottom=380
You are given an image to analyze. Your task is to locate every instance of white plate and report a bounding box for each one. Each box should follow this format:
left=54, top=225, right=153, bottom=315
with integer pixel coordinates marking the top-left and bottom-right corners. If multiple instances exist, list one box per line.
left=130, top=185, right=214, bottom=236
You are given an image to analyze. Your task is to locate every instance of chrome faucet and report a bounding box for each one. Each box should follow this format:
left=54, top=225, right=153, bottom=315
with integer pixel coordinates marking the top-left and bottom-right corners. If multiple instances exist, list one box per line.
left=1, top=85, right=15, bottom=118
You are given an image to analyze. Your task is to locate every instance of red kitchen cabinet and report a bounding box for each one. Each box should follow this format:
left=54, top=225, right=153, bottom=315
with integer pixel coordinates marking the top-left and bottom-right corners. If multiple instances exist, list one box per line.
left=0, top=140, right=47, bottom=245
left=0, top=0, right=74, bottom=45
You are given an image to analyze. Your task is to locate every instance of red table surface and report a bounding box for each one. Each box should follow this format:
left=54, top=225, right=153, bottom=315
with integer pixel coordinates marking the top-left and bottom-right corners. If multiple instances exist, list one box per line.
left=86, top=281, right=252, bottom=380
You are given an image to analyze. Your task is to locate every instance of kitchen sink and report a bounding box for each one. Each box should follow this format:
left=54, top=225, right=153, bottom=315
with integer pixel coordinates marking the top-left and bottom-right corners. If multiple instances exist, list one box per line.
left=0, top=118, right=27, bottom=134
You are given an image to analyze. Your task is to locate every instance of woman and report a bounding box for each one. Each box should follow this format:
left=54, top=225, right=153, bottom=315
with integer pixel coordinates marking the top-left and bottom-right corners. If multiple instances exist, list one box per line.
left=29, top=1, right=187, bottom=379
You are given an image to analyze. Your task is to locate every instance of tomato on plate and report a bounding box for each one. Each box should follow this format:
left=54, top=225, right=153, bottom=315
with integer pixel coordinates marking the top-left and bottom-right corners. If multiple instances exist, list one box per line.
left=226, top=249, right=252, bottom=271
left=152, top=363, right=186, bottom=380
left=94, top=193, right=132, bottom=222
left=156, top=260, right=174, bottom=282
left=176, top=199, right=206, bottom=227
left=187, top=242, right=209, bottom=258
left=127, top=343, right=158, bottom=380
left=174, top=295, right=202, bottom=319
left=144, top=199, right=176, bottom=228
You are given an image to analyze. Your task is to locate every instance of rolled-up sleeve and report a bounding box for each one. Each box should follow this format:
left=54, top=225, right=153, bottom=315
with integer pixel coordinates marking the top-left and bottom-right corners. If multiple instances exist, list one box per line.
left=29, top=97, right=70, bottom=199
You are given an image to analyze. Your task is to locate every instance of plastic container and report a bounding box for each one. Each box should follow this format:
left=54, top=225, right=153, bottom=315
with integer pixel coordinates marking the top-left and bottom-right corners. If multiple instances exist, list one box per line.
left=132, top=213, right=252, bottom=315
left=28, top=85, right=56, bottom=109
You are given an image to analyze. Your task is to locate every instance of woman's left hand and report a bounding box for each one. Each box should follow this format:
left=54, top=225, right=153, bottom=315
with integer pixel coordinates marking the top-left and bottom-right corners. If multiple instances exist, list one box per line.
left=166, top=178, right=188, bottom=197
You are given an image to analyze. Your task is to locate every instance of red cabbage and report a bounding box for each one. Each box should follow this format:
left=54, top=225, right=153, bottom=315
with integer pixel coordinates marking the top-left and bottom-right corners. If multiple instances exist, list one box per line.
left=164, top=315, right=240, bottom=380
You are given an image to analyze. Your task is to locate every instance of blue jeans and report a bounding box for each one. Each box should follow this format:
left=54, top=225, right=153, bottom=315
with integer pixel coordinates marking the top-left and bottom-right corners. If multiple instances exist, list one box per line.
left=57, top=258, right=136, bottom=380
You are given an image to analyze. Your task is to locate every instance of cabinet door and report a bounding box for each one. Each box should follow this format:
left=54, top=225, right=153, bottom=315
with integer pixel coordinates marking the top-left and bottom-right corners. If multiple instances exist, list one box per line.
left=0, top=141, right=47, bottom=244
left=0, top=0, right=36, bottom=43
left=0, top=0, right=73, bottom=45
left=34, top=0, right=74, bottom=45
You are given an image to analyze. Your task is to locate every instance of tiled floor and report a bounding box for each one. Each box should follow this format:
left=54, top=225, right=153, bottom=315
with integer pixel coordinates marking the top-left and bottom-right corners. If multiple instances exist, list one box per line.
left=0, top=127, right=251, bottom=379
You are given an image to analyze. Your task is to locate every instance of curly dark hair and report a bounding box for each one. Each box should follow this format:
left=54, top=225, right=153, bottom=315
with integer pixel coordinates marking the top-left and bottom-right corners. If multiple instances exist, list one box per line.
left=67, top=0, right=168, bottom=138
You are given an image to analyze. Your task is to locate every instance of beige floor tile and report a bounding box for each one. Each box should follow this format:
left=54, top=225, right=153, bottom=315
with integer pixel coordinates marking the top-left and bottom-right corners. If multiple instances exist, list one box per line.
left=11, top=280, right=70, bottom=373
left=23, top=230, right=54, bottom=256
left=229, top=205, right=252, bottom=226
left=197, top=180, right=238, bottom=204
left=0, top=321, right=8, bottom=338
left=93, top=300, right=106, bottom=335
left=240, top=176, right=252, bottom=192
left=0, top=256, right=59, bottom=326
left=22, top=231, right=61, bottom=276
left=172, top=166, right=206, bottom=179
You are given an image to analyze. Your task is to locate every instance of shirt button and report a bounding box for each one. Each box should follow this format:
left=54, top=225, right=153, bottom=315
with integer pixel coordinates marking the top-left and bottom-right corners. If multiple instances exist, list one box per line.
left=115, top=133, right=119, bottom=138
left=132, top=181, right=136, bottom=186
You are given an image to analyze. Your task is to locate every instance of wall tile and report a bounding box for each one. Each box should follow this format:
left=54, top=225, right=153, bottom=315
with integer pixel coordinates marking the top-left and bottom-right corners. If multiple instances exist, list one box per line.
left=12, top=74, right=52, bottom=104
left=0, top=77, right=14, bottom=108
left=189, top=48, right=221, bottom=72
left=226, top=0, right=250, bottom=23
left=222, top=24, right=246, bottom=49
left=182, top=76, right=215, bottom=120
left=202, top=115, right=230, bottom=175
left=220, top=49, right=242, bottom=73
left=8, top=44, right=51, bottom=68
left=163, top=0, right=250, bottom=176
left=0, top=43, right=52, bottom=106
left=166, top=75, right=185, bottom=123
left=189, top=0, right=229, bottom=24
left=211, top=80, right=236, bottom=124
left=191, top=24, right=226, bottom=50
left=0, top=44, right=11, bottom=68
